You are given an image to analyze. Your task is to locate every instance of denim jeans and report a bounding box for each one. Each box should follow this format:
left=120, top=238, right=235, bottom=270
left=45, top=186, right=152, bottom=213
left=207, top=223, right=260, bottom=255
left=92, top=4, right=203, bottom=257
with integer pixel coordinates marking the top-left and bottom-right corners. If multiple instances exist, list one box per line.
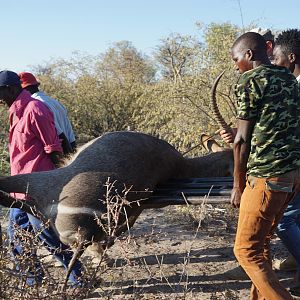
left=234, top=168, right=300, bottom=300
left=277, top=191, right=300, bottom=280
left=7, top=208, right=82, bottom=285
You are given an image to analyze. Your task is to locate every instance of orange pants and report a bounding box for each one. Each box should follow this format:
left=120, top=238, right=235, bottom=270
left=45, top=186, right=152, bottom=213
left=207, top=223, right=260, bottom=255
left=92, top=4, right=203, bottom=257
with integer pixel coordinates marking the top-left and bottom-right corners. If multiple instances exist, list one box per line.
left=234, top=168, right=300, bottom=300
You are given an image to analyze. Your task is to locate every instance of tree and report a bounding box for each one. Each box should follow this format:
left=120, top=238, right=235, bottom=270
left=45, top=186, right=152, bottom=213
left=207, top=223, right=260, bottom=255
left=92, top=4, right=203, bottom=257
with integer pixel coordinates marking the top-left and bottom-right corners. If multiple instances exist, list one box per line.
left=154, top=33, right=201, bottom=83
left=22, top=23, right=241, bottom=152
left=96, top=41, right=156, bottom=86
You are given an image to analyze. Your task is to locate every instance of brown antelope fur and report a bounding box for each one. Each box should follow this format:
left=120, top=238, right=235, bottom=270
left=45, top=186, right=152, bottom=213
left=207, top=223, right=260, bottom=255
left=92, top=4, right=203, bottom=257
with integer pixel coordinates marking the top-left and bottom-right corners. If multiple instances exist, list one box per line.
left=0, top=131, right=233, bottom=253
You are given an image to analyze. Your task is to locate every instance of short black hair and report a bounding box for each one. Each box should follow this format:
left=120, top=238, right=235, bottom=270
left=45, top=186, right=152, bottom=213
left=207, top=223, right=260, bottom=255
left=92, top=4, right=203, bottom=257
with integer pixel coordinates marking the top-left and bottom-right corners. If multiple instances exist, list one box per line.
left=275, top=29, right=300, bottom=57
left=232, top=32, right=267, bottom=54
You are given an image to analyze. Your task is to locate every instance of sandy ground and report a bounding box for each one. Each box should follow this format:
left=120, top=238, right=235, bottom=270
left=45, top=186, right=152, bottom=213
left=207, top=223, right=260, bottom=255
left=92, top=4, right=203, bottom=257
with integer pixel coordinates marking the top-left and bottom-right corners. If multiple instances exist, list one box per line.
left=83, top=205, right=294, bottom=300
left=0, top=204, right=294, bottom=300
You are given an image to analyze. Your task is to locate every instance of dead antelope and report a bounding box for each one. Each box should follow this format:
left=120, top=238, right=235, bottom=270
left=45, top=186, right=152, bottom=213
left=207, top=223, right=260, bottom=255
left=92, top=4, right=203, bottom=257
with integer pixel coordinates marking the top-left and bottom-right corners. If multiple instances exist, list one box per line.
left=0, top=72, right=232, bottom=281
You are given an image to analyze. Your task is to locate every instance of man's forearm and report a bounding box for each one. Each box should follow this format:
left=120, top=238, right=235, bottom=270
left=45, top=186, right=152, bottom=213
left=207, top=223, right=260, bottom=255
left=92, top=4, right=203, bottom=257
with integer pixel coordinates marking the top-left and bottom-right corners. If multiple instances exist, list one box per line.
left=233, top=119, right=254, bottom=191
left=233, top=140, right=249, bottom=191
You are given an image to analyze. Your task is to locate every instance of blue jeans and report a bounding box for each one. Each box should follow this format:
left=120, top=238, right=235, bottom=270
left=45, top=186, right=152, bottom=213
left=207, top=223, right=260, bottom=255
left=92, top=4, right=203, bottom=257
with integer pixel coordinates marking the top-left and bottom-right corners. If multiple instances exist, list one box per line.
left=277, top=191, right=300, bottom=280
left=7, top=208, right=82, bottom=285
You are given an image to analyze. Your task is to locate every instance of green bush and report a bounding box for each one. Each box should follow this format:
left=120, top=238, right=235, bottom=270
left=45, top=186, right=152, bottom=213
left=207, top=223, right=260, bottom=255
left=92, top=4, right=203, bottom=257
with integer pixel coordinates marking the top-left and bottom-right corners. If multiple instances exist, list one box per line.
left=0, top=22, right=243, bottom=168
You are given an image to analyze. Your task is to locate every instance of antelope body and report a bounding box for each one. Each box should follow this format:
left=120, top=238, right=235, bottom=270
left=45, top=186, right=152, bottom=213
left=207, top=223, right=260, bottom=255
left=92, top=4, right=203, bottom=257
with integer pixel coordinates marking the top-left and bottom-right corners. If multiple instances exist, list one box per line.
left=0, top=71, right=232, bottom=254
left=0, top=131, right=233, bottom=248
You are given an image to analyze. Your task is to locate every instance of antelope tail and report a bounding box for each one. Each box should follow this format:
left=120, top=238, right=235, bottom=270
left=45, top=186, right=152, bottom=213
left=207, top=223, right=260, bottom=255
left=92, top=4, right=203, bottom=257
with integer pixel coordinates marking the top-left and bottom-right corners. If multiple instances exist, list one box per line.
left=0, top=190, right=36, bottom=214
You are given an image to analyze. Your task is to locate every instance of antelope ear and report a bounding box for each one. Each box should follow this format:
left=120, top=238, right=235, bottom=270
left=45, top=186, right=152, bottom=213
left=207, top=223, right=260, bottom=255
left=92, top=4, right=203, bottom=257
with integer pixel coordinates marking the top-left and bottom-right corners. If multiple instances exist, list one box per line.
left=200, top=134, right=225, bottom=153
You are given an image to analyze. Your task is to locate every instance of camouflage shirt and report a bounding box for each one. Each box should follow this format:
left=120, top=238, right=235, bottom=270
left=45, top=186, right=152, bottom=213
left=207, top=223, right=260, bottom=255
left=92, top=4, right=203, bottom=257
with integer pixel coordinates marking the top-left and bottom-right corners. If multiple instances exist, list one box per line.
left=236, top=65, right=300, bottom=177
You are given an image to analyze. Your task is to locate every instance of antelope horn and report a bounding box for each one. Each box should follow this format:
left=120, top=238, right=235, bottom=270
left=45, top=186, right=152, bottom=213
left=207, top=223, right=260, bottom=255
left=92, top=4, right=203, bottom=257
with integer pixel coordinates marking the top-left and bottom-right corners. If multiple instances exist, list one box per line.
left=210, top=71, right=232, bottom=132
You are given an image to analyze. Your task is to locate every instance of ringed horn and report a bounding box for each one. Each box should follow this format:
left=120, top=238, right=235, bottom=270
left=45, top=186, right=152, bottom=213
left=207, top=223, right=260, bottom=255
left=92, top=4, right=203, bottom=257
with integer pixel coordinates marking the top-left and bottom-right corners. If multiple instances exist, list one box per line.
left=211, top=71, right=233, bottom=135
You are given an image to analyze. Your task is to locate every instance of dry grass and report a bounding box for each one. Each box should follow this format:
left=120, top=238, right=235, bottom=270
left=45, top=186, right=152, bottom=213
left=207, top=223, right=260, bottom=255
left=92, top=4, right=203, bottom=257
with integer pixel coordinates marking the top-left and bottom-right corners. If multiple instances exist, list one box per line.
left=5, top=180, right=290, bottom=299
left=0, top=225, right=103, bottom=299
left=0, top=191, right=243, bottom=300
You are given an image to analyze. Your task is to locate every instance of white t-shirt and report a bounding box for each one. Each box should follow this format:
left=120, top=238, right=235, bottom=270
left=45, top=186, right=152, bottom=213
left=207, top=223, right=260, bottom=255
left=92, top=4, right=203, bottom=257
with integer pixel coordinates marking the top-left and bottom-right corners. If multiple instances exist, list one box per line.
left=32, top=91, right=75, bottom=143
left=297, top=74, right=300, bottom=82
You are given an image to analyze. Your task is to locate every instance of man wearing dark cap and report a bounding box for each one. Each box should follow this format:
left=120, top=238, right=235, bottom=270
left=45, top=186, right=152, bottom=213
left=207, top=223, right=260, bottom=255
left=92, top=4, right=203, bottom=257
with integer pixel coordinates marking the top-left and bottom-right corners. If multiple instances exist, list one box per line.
left=0, top=70, right=82, bottom=286
left=19, top=72, right=76, bottom=155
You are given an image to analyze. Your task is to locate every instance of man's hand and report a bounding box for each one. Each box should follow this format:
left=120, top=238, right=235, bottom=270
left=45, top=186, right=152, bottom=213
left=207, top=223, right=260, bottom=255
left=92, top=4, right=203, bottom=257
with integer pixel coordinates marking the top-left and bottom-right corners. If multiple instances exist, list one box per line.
left=230, top=187, right=243, bottom=208
left=219, top=127, right=237, bottom=144
left=50, top=151, right=64, bottom=168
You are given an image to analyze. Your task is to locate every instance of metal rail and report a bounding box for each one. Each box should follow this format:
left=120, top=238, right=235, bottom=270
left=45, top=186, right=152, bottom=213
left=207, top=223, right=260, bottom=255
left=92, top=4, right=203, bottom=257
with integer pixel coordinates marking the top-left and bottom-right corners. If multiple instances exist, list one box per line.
left=140, top=177, right=233, bottom=207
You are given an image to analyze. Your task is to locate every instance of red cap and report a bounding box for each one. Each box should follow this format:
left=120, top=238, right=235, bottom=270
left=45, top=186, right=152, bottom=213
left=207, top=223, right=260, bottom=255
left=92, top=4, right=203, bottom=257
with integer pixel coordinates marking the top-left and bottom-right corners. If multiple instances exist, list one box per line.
left=18, top=72, right=40, bottom=88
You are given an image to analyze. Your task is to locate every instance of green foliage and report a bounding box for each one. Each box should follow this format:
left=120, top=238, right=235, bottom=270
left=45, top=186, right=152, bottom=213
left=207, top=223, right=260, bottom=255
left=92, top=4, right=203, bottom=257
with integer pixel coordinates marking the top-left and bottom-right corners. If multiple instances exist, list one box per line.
left=0, top=22, right=242, bottom=162
left=97, top=40, right=157, bottom=85
left=135, top=23, right=240, bottom=153
left=154, top=33, right=202, bottom=82
left=201, top=22, right=239, bottom=69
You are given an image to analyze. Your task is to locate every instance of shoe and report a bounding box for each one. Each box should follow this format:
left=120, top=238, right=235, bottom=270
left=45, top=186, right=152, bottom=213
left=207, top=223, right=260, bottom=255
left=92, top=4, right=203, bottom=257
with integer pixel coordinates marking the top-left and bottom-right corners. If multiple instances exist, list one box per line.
left=289, top=283, right=300, bottom=298
left=273, top=255, right=297, bottom=271
left=223, top=265, right=249, bottom=280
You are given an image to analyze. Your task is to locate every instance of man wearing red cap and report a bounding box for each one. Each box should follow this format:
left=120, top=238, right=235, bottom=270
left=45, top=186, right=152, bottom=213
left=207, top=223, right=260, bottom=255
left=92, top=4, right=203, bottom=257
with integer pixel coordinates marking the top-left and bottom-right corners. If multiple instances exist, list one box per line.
left=19, top=72, right=76, bottom=155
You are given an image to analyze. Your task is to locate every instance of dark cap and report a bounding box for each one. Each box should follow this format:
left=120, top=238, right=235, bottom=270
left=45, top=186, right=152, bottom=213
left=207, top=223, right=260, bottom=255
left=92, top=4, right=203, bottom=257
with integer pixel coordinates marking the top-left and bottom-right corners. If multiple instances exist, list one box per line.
left=0, top=70, right=21, bottom=87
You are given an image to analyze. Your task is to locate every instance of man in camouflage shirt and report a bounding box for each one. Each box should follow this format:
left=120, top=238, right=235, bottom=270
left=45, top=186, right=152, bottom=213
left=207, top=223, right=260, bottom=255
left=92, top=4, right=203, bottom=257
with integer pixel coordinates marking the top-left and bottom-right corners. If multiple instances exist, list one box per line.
left=231, top=32, right=300, bottom=300
left=235, top=67, right=300, bottom=178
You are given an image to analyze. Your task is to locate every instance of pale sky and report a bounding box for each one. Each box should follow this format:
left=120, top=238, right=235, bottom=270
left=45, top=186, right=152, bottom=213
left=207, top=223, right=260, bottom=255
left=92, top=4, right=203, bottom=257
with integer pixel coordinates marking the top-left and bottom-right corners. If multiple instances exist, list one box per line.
left=1, top=0, right=299, bottom=73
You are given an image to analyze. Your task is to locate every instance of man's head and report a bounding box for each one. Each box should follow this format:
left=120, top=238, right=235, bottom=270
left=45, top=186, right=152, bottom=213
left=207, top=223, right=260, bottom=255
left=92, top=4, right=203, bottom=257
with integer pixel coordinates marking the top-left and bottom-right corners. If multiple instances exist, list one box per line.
left=273, top=29, right=300, bottom=76
left=249, top=28, right=274, bottom=58
left=231, top=32, right=269, bottom=74
left=18, top=72, right=40, bottom=94
left=0, top=70, right=22, bottom=107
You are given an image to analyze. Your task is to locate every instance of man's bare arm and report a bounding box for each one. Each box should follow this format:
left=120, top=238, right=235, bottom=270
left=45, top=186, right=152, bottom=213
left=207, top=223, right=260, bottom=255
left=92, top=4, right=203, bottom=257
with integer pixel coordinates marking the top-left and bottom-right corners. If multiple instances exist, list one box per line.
left=231, top=119, right=255, bottom=208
